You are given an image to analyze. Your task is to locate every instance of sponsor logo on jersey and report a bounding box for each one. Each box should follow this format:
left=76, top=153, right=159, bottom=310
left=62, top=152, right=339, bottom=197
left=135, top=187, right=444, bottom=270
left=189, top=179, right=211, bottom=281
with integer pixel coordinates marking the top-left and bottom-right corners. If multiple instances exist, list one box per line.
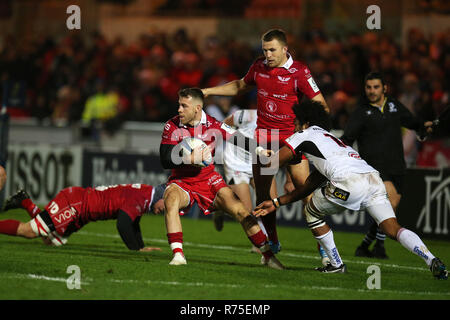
left=307, top=77, right=320, bottom=93
left=54, top=207, right=77, bottom=224
left=265, top=101, right=278, bottom=113
left=164, top=123, right=171, bottom=131
left=332, top=187, right=350, bottom=201
left=348, top=152, right=361, bottom=159
left=258, top=89, right=269, bottom=97
left=277, top=76, right=290, bottom=83
left=206, top=120, right=212, bottom=127
left=258, top=73, right=270, bottom=78
left=288, top=67, right=298, bottom=73
left=273, top=93, right=288, bottom=100
left=388, top=102, right=397, bottom=113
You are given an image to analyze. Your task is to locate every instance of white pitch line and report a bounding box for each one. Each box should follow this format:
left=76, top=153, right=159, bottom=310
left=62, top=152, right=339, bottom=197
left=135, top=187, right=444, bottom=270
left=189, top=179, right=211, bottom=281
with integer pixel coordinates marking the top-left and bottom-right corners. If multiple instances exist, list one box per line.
left=2, top=273, right=449, bottom=297
left=77, top=231, right=429, bottom=272
left=5, top=273, right=91, bottom=286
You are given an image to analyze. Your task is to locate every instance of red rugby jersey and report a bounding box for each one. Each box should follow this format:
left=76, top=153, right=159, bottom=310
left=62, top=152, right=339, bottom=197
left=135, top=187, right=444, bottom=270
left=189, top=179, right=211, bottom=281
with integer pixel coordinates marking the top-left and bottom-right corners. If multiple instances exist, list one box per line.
left=160, top=111, right=234, bottom=182
left=48, top=184, right=155, bottom=226
left=243, top=54, right=321, bottom=135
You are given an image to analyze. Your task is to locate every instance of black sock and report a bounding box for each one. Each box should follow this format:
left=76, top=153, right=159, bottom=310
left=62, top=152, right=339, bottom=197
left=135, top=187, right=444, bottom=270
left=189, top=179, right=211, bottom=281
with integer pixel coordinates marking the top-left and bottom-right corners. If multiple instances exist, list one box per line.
left=375, top=227, right=386, bottom=247
left=361, top=221, right=378, bottom=248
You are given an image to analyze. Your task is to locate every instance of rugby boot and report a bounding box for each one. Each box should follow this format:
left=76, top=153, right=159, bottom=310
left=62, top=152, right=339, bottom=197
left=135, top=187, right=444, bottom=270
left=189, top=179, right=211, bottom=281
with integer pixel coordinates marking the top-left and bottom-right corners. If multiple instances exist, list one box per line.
left=430, top=257, right=448, bottom=280
left=3, top=189, right=30, bottom=212
left=315, top=263, right=347, bottom=273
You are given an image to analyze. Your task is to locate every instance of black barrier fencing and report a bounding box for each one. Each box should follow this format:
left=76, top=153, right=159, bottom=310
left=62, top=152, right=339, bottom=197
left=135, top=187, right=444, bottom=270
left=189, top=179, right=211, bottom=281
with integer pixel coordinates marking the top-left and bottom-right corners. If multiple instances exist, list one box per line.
left=81, top=150, right=168, bottom=188
left=397, top=168, right=450, bottom=241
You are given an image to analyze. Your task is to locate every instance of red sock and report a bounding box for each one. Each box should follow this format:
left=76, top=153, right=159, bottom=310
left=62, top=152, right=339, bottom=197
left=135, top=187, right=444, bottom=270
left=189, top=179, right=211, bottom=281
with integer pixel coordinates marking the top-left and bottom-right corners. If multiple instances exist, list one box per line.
left=167, top=232, right=184, bottom=255
left=21, top=199, right=41, bottom=218
left=0, top=220, right=21, bottom=236
left=249, top=230, right=273, bottom=260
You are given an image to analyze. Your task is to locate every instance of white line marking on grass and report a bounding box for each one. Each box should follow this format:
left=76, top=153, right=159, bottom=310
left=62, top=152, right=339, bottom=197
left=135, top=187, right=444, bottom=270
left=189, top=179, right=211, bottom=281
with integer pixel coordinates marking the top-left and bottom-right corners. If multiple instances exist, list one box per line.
left=77, top=231, right=429, bottom=272
left=2, top=273, right=449, bottom=297
left=5, top=273, right=91, bottom=286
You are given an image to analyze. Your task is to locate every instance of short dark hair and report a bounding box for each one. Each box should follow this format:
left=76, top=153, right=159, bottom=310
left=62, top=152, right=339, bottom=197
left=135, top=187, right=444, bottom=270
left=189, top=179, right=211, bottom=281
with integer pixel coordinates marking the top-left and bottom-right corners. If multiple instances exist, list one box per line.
left=262, top=29, right=287, bottom=45
left=364, top=71, right=385, bottom=86
left=178, top=87, right=204, bottom=103
left=293, top=100, right=331, bottom=131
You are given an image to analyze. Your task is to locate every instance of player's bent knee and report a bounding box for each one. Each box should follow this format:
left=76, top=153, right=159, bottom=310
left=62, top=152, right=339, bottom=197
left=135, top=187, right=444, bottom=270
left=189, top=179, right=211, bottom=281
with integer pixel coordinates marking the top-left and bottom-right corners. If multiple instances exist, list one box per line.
left=379, top=217, right=401, bottom=240
left=304, top=202, right=326, bottom=230
left=18, top=222, right=38, bottom=239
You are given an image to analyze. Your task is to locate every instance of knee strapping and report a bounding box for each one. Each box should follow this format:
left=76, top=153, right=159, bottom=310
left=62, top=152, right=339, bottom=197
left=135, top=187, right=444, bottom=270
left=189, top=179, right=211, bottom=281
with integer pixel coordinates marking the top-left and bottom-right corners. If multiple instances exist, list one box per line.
left=241, top=214, right=258, bottom=230
left=304, top=202, right=326, bottom=229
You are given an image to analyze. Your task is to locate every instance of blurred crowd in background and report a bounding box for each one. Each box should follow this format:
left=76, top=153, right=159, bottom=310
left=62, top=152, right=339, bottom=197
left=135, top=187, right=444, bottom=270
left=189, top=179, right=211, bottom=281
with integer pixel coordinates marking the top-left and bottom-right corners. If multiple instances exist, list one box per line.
left=0, top=27, right=449, bottom=134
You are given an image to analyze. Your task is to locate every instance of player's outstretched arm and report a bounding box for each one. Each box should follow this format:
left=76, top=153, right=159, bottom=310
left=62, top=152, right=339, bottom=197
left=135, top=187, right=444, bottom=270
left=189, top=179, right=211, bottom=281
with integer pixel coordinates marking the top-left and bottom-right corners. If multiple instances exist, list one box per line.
left=202, top=79, right=251, bottom=97
left=253, top=170, right=326, bottom=217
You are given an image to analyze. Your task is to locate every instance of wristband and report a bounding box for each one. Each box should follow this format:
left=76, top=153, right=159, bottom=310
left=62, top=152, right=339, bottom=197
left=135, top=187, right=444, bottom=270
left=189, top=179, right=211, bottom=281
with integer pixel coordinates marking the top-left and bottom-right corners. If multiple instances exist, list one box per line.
left=272, top=197, right=280, bottom=208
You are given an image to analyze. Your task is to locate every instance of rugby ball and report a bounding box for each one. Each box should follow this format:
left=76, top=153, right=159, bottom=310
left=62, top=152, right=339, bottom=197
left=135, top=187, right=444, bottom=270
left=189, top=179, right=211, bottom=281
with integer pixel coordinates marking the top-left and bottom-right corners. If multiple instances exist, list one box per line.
left=180, top=137, right=212, bottom=167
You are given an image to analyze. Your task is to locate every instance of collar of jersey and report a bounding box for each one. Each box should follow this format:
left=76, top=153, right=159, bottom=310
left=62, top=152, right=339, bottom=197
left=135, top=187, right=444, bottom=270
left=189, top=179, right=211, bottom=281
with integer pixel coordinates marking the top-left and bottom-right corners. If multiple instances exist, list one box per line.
left=179, top=110, right=207, bottom=128
left=369, top=97, right=387, bottom=113
left=263, top=53, right=293, bottom=69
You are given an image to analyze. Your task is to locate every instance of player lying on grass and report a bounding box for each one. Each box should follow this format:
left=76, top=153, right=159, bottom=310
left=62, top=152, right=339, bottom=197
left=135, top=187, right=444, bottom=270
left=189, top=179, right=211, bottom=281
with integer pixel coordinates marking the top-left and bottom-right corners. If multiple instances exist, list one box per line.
left=0, top=184, right=166, bottom=252
left=253, top=100, right=448, bottom=279
left=160, top=88, right=284, bottom=269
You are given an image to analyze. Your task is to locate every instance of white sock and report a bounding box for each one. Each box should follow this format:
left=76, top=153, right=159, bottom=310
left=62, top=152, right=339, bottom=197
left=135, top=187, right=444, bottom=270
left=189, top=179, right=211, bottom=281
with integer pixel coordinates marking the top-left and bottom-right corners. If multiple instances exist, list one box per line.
left=315, top=230, right=343, bottom=267
left=397, top=228, right=435, bottom=267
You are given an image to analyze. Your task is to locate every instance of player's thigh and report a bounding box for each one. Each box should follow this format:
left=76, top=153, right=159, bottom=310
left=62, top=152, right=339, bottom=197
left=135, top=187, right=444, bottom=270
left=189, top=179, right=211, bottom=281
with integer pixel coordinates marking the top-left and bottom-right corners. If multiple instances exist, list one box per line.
left=164, top=183, right=190, bottom=210
left=383, top=180, right=401, bottom=210
left=230, top=183, right=253, bottom=212
left=287, top=160, right=310, bottom=187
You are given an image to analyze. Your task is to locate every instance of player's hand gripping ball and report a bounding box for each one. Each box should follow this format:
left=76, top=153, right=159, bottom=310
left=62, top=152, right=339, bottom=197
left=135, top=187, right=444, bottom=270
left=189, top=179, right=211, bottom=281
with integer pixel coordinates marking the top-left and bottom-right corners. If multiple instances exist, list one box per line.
left=180, top=137, right=213, bottom=167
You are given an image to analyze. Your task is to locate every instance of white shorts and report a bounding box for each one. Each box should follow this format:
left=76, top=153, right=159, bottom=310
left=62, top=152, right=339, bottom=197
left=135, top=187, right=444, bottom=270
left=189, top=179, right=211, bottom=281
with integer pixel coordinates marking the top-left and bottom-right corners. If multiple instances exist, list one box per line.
left=310, top=172, right=396, bottom=225
left=224, top=167, right=253, bottom=185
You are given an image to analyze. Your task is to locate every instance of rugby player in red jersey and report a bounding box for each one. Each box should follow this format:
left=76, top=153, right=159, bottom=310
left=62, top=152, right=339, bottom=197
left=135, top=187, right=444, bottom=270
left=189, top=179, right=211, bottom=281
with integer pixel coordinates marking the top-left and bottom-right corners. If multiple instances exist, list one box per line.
left=0, top=184, right=166, bottom=251
left=202, top=29, right=329, bottom=254
left=159, top=87, right=284, bottom=269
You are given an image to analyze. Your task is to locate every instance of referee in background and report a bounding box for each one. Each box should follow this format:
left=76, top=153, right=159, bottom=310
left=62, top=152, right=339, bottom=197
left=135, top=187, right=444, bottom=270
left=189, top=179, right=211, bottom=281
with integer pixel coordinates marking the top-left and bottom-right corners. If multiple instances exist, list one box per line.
left=341, top=72, right=433, bottom=259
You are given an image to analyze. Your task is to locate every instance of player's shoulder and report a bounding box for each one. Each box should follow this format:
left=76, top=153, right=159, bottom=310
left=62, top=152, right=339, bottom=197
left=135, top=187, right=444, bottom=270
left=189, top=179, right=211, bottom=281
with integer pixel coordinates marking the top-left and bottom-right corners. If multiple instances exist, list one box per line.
left=290, top=60, right=312, bottom=76
left=163, top=115, right=180, bottom=131
left=204, top=113, right=222, bottom=128
left=251, top=57, right=266, bottom=68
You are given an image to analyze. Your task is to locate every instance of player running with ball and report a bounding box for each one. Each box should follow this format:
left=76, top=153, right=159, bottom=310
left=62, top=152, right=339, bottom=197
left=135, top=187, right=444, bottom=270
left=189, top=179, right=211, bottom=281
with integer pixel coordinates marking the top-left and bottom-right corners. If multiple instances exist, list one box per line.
left=253, top=100, right=447, bottom=279
left=159, top=88, right=284, bottom=269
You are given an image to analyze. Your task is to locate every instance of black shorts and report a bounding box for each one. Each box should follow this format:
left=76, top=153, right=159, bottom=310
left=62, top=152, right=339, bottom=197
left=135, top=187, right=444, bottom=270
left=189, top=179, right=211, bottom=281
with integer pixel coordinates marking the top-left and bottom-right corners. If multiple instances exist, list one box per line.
left=378, top=172, right=404, bottom=195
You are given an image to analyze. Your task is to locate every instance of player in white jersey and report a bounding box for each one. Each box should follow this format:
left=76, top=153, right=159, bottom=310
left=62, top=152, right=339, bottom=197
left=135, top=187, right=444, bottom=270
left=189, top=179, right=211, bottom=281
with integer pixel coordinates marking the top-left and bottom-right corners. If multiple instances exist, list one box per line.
left=253, top=100, right=448, bottom=279
left=216, top=109, right=330, bottom=264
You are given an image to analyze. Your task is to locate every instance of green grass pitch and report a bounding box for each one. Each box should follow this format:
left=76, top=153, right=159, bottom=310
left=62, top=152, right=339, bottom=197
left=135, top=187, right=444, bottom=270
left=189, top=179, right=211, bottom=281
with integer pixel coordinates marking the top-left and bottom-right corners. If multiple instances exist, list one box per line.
left=0, top=209, right=448, bottom=300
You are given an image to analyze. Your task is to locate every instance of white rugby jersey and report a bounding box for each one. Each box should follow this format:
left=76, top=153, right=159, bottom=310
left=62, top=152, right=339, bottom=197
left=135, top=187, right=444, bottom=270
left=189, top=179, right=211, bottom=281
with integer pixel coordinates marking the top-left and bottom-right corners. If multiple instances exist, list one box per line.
left=224, top=109, right=257, bottom=173
left=284, top=126, right=376, bottom=181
